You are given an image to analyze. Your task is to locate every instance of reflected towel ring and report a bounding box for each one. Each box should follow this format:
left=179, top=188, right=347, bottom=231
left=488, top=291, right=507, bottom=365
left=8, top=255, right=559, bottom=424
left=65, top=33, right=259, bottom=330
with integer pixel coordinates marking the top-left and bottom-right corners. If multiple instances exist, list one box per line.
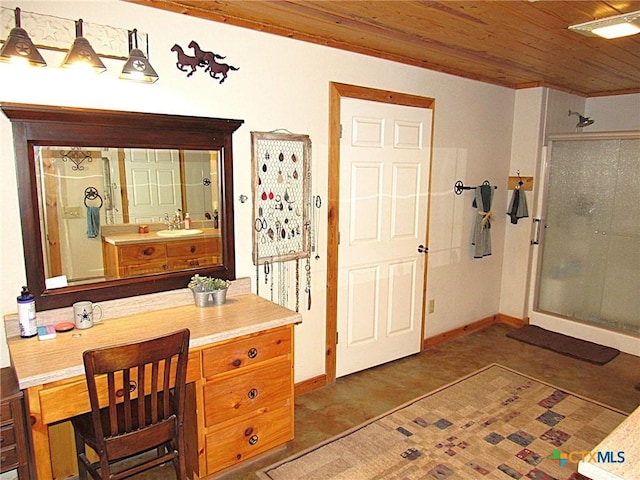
left=84, top=187, right=103, bottom=208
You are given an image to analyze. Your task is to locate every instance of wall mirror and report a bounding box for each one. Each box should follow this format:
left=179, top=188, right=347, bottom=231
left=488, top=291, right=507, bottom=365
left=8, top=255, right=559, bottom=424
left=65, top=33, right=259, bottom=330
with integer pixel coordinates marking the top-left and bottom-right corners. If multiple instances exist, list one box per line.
left=2, top=103, right=243, bottom=310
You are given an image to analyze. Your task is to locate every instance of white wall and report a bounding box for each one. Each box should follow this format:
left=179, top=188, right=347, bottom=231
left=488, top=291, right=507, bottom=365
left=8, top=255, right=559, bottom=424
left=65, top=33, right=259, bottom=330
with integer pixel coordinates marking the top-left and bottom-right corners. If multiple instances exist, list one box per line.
left=0, top=1, right=517, bottom=379
left=586, top=94, right=640, bottom=132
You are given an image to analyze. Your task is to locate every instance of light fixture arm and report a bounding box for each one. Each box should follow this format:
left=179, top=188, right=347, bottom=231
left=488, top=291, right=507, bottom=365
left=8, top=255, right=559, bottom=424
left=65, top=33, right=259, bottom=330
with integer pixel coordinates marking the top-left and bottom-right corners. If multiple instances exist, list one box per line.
left=14, top=7, right=22, bottom=28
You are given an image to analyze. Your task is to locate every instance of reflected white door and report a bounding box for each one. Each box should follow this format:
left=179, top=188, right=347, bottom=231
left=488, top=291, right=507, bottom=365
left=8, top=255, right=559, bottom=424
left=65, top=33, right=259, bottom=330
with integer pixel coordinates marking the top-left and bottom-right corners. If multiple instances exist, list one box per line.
left=124, top=148, right=182, bottom=223
left=184, top=150, right=215, bottom=220
left=337, top=98, right=432, bottom=377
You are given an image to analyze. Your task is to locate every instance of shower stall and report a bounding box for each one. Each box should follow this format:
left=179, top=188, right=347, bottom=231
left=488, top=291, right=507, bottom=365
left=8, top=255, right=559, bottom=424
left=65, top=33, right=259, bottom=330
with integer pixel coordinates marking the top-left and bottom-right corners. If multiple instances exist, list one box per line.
left=533, top=132, right=639, bottom=341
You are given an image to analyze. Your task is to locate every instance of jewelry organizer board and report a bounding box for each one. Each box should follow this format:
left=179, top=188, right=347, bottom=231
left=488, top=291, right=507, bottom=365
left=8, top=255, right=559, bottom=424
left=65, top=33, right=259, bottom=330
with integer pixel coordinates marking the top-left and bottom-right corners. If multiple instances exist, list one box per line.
left=251, top=131, right=311, bottom=266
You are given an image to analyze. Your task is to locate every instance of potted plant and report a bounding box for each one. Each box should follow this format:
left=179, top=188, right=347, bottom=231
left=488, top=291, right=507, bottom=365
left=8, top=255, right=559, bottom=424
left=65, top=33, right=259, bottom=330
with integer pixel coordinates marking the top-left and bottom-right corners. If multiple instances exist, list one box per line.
left=188, top=275, right=230, bottom=307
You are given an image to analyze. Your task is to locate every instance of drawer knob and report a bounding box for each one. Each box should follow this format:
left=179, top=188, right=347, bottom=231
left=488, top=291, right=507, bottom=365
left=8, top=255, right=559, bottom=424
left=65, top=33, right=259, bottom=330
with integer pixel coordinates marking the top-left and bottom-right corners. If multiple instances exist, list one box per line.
left=247, top=348, right=258, bottom=359
left=116, top=381, right=137, bottom=397
left=142, top=247, right=155, bottom=256
left=248, top=435, right=259, bottom=446
left=247, top=388, right=258, bottom=400
left=190, top=245, right=196, bottom=253
left=231, top=359, right=242, bottom=368
left=244, top=427, right=253, bottom=436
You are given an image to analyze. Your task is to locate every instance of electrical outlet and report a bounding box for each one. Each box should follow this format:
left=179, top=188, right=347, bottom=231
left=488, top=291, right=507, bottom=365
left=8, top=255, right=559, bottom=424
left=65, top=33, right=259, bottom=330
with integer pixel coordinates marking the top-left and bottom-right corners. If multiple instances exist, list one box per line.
left=63, top=206, right=82, bottom=218
left=428, top=299, right=435, bottom=314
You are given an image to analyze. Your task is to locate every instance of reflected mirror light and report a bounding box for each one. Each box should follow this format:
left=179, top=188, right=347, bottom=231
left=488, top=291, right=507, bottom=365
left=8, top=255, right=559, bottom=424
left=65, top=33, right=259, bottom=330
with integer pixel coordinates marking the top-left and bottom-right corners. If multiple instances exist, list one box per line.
left=35, top=145, right=222, bottom=288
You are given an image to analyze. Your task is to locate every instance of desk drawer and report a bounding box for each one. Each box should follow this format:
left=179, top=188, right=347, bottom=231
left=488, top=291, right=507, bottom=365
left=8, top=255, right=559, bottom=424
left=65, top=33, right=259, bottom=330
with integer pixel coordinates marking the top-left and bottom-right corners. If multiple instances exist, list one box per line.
left=202, top=327, right=291, bottom=378
left=39, top=351, right=202, bottom=424
left=167, top=255, right=215, bottom=270
left=1, top=444, right=19, bottom=471
left=0, top=403, right=11, bottom=423
left=166, top=239, right=213, bottom=257
left=203, top=359, right=291, bottom=427
left=205, top=403, right=293, bottom=474
left=118, top=243, right=167, bottom=264
left=0, top=424, right=16, bottom=447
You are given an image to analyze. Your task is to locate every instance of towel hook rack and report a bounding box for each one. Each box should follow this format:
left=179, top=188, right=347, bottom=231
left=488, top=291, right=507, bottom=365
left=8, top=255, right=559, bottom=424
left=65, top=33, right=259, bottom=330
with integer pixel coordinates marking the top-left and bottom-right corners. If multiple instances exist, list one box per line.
left=454, top=180, right=498, bottom=195
left=84, top=186, right=103, bottom=208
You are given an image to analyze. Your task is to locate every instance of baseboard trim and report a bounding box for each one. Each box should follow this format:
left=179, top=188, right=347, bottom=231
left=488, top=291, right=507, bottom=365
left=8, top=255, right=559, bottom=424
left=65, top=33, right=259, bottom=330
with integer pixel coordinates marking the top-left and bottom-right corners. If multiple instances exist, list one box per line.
left=295, top=313, right=527, bottom=394
left=496, top=313, right=528, bottom=328
left=422, top=313, right=528, bottom=349
left=295, top=374, right=327, bottom=396
left=423, top=315, right=497, bottom=349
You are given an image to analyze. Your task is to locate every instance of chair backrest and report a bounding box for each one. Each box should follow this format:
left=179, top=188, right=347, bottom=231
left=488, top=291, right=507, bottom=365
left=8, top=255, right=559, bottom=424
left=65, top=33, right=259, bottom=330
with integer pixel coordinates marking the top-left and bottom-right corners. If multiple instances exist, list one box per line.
left=82, top=329, right=190, bottom=460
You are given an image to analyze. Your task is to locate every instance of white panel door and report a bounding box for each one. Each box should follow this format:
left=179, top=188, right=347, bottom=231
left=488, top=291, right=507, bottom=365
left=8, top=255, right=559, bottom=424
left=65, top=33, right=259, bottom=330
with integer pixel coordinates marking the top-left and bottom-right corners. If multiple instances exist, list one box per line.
left=184, top=150, right=215, bottom=220
left=337, top=98, right=432, bottom=377
left=124, top=148, right=182, bottom=223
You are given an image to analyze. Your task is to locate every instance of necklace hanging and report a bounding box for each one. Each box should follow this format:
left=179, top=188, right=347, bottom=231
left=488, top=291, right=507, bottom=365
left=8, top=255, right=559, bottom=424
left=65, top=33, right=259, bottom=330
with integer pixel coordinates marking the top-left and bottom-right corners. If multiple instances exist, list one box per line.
left=295, top=259, right=300, bottom=313
left=305, top=258, right=312, bottom=310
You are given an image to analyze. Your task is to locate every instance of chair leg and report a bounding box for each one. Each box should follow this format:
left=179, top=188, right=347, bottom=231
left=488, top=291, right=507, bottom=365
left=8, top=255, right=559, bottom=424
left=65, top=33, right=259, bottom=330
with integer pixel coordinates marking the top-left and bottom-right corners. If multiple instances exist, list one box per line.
left=73, top=428, right=88, bottom=480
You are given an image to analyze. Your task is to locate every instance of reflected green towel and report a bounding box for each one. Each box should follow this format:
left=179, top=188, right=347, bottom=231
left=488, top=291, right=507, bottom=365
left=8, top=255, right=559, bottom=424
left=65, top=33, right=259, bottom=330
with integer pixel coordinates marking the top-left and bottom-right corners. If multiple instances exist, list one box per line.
left=87, top=206, right=100, bottom=238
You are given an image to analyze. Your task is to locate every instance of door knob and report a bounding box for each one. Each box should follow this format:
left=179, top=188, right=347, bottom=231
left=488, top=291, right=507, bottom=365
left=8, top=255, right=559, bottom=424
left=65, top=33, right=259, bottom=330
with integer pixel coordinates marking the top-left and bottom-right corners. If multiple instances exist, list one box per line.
left=418, top=245, right=428, bottom=254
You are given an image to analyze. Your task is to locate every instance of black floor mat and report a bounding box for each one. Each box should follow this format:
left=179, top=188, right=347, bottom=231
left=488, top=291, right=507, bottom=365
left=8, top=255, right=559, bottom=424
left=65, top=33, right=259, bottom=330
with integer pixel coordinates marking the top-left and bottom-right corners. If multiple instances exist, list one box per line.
left=506, top=325, right=620, bottom=365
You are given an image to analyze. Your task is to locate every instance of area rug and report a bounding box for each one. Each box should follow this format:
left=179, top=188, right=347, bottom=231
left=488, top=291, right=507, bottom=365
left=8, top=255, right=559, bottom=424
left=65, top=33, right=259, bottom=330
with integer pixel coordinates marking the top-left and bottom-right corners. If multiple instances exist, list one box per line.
left=258, top=364, right=626, bottom=480
left=506, top=325, right=620, bottom=365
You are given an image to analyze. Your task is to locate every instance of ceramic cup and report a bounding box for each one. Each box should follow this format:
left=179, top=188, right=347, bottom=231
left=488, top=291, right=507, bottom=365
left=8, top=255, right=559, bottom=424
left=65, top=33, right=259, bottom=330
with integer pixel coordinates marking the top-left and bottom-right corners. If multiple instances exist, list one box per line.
left=73, top=301, right=103, bottom=329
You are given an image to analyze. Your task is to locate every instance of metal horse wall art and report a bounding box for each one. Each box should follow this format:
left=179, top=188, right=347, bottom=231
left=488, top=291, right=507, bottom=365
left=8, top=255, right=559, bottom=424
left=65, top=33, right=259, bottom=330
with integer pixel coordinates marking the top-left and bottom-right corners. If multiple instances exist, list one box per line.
left=170, top=40, right=239, bottom=83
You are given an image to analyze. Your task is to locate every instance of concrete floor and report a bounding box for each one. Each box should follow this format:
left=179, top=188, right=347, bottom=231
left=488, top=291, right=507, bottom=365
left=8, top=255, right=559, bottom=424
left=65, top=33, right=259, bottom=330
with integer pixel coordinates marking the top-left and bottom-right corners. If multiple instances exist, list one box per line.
left=148, top=323, right=640, bottom=479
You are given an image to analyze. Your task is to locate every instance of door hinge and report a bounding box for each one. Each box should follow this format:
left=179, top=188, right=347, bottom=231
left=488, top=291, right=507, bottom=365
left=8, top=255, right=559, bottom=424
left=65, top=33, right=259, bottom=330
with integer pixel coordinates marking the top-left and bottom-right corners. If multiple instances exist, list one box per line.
left=340, top=124, right=343, bottom=139
left=336, top=331, right=339, bottom=344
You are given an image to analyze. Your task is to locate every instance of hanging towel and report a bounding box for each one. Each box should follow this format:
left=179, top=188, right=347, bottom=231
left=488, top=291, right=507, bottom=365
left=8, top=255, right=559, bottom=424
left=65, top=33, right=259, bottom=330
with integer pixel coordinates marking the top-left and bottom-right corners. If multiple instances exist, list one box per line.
left=472, top=184, right=494, bottom=258
left=86, top=206, right=101, bottom=238
left=507, top=187, right=529, bottom=224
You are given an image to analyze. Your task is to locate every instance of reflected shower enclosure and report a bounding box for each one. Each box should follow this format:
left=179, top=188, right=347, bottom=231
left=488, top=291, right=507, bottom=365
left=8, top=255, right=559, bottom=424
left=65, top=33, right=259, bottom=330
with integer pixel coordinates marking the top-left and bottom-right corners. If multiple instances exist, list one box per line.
left=535, top=134, right=640, bottom=336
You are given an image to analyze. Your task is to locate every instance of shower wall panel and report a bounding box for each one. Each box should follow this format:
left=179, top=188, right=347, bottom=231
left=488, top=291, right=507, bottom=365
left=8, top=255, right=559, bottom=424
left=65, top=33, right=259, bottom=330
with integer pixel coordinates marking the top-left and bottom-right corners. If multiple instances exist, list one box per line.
left=536, top=136, right=639, bottom=335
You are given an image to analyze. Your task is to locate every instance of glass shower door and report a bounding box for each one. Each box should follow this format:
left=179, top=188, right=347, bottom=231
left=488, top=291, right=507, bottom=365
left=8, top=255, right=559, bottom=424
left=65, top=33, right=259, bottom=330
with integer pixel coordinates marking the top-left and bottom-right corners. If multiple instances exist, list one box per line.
left=536, top=136, right=640, bottom=335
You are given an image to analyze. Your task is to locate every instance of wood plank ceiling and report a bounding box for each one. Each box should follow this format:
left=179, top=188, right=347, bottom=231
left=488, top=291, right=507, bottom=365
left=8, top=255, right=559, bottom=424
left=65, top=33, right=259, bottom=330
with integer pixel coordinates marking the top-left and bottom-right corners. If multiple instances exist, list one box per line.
left=130, top=1, right=640, bottom=97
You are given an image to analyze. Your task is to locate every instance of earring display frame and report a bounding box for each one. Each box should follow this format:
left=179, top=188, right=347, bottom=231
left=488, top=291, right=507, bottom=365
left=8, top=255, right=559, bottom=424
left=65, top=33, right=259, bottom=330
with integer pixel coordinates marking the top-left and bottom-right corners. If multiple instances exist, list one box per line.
left=251, top=131, right=311, bottom=265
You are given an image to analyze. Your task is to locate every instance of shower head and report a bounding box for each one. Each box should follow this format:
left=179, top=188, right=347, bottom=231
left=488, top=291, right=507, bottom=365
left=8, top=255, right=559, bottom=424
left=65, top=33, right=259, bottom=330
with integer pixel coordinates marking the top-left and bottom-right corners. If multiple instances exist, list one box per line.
left=568, top=110, right=595, bottom=128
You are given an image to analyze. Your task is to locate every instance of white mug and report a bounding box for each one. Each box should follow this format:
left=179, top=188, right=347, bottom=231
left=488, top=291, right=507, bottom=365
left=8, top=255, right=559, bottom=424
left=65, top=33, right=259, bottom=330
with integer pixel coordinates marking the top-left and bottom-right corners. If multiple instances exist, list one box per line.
left=73, top=301, right=103, bottom=329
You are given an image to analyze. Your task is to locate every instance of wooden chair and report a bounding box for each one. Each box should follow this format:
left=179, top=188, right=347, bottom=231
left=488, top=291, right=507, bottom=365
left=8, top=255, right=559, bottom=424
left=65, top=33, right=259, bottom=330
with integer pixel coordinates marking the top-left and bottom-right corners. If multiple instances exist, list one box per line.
left=71, top=329, right=190, bottom=480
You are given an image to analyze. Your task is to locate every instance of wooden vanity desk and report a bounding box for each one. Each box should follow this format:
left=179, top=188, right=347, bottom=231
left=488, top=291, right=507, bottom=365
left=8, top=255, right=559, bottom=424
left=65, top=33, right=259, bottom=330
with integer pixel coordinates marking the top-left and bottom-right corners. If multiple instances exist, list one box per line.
left=8, top=294, right=301, bottom=479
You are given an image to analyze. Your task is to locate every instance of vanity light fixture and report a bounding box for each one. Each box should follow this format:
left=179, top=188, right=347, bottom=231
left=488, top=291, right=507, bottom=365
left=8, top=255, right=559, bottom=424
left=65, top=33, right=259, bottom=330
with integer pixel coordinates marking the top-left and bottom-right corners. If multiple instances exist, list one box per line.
left=120, top=29, right=159, bottom=83
left=0, top=7, right=46, bottom=66
left=60, top=19, right=106, bottom=73
left=569, top=10, right=640, bottom=39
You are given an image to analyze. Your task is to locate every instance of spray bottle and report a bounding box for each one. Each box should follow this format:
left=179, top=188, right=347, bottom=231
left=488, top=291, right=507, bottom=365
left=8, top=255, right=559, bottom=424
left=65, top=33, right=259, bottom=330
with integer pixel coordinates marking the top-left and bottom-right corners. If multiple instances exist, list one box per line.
left=17, top=286, right=37, bottom=338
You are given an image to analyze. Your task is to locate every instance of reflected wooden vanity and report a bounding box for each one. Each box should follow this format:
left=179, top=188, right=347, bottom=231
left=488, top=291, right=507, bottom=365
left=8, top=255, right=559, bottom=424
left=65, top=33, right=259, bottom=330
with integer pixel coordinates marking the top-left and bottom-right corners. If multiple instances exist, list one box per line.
left=102, top=227, right=222, bottom=279
left=7, top=294, right=301, bottom=479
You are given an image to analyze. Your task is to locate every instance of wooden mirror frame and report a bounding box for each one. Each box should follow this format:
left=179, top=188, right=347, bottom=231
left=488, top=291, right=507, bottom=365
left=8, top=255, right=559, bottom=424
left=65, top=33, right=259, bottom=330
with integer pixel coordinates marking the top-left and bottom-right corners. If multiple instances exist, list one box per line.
left=2, top=102, right=243, bottom=311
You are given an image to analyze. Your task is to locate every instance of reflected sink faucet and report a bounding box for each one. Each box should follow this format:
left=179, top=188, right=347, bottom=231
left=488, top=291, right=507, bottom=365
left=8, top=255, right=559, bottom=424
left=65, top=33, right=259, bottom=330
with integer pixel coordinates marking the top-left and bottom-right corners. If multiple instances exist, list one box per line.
left=164, top=209, right=183, bottom=230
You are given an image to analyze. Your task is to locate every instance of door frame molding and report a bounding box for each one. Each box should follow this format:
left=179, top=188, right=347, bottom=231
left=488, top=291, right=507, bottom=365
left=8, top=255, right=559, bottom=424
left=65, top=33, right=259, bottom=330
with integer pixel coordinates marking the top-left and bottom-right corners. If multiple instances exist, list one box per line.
left=325, top=82, right=435, bottom=384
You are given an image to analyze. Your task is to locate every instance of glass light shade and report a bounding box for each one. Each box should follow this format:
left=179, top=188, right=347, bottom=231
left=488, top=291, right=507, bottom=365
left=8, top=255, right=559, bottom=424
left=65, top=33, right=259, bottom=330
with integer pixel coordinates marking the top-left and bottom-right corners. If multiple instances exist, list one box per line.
left=591, top=23, right=640, bottom=39
left=61, top=36, right=106, bottom=73
left=0, top=8, right=46, bottom=66
left=120, top=48, right=159, bottom=83
left=569, top=10, right=640, bottom=39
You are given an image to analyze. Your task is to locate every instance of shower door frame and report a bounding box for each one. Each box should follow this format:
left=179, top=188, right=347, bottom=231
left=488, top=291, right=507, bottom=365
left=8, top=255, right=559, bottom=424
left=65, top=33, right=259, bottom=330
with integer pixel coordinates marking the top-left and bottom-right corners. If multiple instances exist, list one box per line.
left=528, top=131, right=640, bottom=354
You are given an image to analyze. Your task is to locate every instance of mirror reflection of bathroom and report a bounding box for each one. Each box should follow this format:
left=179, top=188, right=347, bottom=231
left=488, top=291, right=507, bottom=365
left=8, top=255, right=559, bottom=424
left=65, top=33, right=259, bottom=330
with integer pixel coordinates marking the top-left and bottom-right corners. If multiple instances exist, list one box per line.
left=35, top=146, right=222, bottom=287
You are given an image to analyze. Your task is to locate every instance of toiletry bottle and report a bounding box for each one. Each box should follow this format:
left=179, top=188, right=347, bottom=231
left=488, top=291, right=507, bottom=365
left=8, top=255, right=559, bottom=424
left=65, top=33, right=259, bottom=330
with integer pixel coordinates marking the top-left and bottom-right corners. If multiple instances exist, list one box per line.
left=184, top=213, right=192, bottom=229
left=17, top=286, right=37, bottom=338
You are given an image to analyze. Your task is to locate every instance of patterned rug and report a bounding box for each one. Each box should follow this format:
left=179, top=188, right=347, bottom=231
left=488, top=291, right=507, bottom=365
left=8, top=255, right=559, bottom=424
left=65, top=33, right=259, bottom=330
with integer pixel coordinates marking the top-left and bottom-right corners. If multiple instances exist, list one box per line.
left=258, top=364, right=627, bottom=480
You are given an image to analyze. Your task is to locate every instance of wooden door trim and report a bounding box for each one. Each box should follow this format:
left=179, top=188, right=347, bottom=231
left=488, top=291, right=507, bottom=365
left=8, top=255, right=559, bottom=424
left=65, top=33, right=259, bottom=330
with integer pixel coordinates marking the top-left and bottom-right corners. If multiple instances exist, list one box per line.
left=326, top=82, right=435, bottom=384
